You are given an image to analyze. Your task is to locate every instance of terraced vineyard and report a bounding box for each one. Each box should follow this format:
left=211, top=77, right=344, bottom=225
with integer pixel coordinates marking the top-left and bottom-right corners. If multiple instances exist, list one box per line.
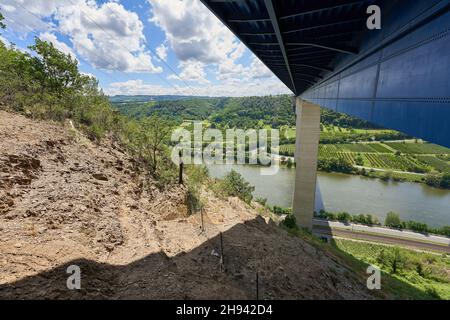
left=281, top=141, right=450, bottom=174
left=386, top=142, right=450, bottom=154
left=364, top=154, right=416, bottom=171
left=417, top=156, right=450, bottom=173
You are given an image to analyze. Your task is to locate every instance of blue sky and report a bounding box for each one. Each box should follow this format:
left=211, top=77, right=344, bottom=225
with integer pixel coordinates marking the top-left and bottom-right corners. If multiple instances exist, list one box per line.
left=0, top=0, right=290, bottom=97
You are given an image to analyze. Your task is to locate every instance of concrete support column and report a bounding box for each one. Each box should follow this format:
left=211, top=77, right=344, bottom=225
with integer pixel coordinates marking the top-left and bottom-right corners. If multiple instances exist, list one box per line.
left=292, top=98, right=321, bottom=230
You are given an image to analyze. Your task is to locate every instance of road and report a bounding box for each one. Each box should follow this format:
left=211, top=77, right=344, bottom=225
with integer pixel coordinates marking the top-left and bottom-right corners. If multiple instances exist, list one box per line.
left=353, top=165, right=426, bottom=176
left=313, top=219, right=450, bottom=253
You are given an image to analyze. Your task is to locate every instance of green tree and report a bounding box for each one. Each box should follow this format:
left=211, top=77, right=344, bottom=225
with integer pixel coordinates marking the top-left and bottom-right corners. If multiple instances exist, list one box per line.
left=440, top=173, right=450, bottom=189
left=220, top=170, right=255, bottom=204
left=132, top=115, right=173, bottom=174
left=337, top=212, right=352, bottom=223
left=286, top=157, right=293, bottom=168
left=385, top=212, right=402, bottom=229
left=186, top=165, right=209, bottom=214
left=29, top=38, right=90, bottom=98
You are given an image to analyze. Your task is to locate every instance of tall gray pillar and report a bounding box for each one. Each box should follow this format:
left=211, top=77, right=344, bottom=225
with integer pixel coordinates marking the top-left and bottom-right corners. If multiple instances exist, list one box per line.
left=292, top=98, right=321, bottom=230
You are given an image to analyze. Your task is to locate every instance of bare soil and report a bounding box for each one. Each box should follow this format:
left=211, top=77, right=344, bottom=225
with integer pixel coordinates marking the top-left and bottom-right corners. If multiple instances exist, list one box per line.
left=0, top=111, right=374, bottom=299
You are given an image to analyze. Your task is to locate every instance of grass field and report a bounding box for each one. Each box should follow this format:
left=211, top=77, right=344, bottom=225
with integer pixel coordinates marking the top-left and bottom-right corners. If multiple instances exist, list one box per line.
left=333, top=239, right=450, bottom=300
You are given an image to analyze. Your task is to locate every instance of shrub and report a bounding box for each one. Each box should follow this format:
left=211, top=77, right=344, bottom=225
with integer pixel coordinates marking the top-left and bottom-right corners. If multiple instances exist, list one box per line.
left=385, top=212, right=402, bottom=229
left=405, top=221, right=429, bottom=233
left=273, top=206, right=292, bottom=215
left=337, top=212, right=352, bottom=223
left=220, top=170, right=255, bottom=204
left=283, top=214, right=297, bottom=230
left=255, top=197, right=267, bottom=206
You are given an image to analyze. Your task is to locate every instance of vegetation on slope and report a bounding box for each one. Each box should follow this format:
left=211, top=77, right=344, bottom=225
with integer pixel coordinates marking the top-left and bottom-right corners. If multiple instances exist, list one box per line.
left=0, top=28, right=177, bottom=186
left=333, top=239, right=450, bottom=300
left=111, top=94, right=382, bottom=130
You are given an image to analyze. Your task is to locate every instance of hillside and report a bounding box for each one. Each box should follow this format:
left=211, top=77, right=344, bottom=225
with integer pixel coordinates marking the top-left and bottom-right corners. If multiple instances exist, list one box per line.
left=111, top=95, right=379, bottom=129
left=0, top=110, right=380, bottom=299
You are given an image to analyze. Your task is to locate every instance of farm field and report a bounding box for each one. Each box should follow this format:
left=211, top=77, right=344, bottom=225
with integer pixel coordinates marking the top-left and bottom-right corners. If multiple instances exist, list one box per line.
left=386, top=142, right=450, bottom=155
left=279, top=142, right=450, bottom=174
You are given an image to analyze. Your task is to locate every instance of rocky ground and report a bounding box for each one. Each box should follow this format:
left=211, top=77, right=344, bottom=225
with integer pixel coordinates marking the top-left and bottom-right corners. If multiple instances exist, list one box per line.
left=0, top=111, right=375, bottom=299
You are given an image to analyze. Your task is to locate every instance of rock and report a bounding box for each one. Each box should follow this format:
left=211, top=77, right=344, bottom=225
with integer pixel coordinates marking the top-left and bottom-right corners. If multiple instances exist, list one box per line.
left=92, top=173, right=108, bottom=181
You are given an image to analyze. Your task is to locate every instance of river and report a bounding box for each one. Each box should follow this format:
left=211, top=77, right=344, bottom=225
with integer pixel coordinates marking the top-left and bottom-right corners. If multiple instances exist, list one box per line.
left=207, top=164, right=450, bottom=228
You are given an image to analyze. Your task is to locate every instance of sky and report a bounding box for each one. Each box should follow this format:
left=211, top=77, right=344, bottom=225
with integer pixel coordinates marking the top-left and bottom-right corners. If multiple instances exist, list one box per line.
left=0, top=0, right=291, bottom=97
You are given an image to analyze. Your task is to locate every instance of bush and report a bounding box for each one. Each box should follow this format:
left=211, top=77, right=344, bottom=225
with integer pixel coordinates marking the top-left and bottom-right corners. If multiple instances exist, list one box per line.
left=255, top=197, right=267, bottom=206
left=425, top=173, right=450, bottom=189
left=337, top=212, right=352, bottom=223
left=385, top=212, right=402, bottom=229
left=283, top=214, right=297, bottom=229
left=404, top=221, right=428, bottom=233
left=318, top=158, right=354, bottom=174
left=220, top=170, right=255, bottom=204
left=273, top=206, right=292, bottom=215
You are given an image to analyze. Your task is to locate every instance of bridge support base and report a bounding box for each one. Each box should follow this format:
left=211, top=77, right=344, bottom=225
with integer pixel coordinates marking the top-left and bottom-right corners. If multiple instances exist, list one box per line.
left=292, top=98, right=321, bottom=230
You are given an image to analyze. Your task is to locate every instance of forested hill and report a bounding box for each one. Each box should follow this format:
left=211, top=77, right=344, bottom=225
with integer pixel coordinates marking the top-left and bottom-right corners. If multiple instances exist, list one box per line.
left=111, top=95, right=379, bottom=129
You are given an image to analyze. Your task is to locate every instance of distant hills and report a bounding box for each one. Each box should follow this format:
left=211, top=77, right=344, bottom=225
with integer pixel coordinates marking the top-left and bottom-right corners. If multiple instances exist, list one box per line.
left=109, top=95, right=212, bottom=104
left=109, top=94, right=378, bottom=130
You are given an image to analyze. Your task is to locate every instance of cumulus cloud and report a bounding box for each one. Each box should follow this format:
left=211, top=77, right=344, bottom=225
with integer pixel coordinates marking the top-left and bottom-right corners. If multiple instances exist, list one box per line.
left=1, top=0, right=162, bottom=73
left=0, top=0, right=63, bottom=33
left=147, top=0, right=282, bottom=89
left=56, top=1, right=162, bottom=73
left=169, top=61, right=209, bottom=84
left=105, top=78, right=290, bottom=97
left=148, top=0, right=246, bottom=83
left=155, top=43, right=168, bottom=61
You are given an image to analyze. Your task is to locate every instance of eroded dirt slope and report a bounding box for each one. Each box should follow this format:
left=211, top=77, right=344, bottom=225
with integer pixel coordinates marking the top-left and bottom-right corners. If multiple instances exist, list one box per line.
left=0, top=111, right=374, bottom=299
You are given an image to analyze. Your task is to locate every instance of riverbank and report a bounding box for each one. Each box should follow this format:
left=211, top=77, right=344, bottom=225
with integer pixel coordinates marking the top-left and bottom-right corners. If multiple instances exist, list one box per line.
left=277, top=159, right=449, bottom=190
left=207, top=164, right=450, bottom=228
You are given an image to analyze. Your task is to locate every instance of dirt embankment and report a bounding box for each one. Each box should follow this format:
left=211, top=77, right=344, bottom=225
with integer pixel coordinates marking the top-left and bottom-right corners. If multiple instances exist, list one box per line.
left=0, top=111, right=374, bottom=299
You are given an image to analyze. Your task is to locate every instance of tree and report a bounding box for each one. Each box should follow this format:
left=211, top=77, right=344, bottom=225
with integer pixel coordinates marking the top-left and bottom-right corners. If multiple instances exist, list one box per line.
left=337, top=212, right=352, bottom=223
left=385, top=212, right=402, bottom=229
left=220, top=170, right=255, bottom=204
left=440, top=173, right=450, bottom=189
left=29, top=38, right=90, bottom=98
left=287, top=158, right=293, bottom=168
left=186, top=165, right=209, bottom=214
left=136, top=115, right=173, bottom=174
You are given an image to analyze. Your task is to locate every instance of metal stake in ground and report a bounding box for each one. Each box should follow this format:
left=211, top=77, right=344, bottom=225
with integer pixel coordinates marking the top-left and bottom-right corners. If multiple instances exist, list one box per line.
left=178, top=149, right=183, bottom=185
left=220, top=232, right=224, bottom=272
left=256, top=272, right=259, bottom=300
left=200, top=206, right=204, bottom=232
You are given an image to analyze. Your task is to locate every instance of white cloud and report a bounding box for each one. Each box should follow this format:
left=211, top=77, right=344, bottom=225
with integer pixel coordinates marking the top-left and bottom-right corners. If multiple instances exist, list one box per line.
left=169, top=61, right=209, bottom=84
left=156, top=43, right=168, bottom=61
left=147, top=0, right=282, bottom=89
left=56, top=1, right=162, bottom=73
left=105, top=78, right=290, bottom=97
left=148, top=0, right=245, bottom=84
left=1, top=0, right=162, bottom=74
left=0, top=0, right=63, bottom=33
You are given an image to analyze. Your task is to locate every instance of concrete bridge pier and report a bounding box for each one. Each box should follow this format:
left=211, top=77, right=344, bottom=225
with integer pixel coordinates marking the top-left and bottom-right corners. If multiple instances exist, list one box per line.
left=292, top=97, right=321, bottom=230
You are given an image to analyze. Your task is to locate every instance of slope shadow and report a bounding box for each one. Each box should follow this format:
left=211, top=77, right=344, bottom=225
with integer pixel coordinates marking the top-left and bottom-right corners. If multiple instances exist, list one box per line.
left=0, top=217, right=430, bottom=300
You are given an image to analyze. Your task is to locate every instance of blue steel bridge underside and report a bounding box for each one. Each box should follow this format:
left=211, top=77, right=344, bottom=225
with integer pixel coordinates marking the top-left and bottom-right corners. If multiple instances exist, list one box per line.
left=200, top=0, right=450, bottom=147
